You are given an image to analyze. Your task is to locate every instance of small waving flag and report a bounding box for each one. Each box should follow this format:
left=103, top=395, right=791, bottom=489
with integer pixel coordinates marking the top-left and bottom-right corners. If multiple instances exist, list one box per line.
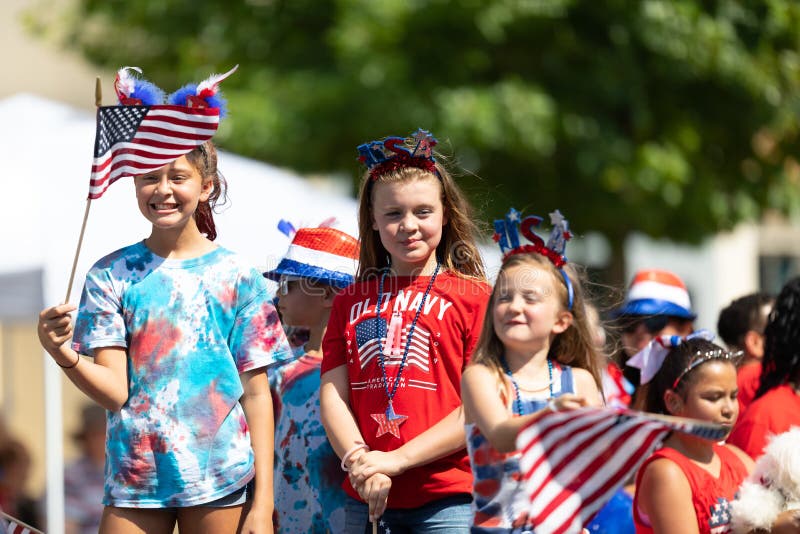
left=516, top=407, right=727, bottom=533
left=88, top=65, right=237, bottom=199
left=88, top=105, right=219, bottom=199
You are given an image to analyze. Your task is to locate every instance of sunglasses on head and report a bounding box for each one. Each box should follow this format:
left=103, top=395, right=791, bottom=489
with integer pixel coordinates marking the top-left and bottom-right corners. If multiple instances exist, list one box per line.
left=621, top=315, right=670, bottom=335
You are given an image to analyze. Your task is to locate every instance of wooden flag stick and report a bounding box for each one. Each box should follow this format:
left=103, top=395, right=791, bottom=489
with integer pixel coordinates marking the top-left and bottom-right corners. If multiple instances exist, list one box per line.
left=64, top=77, right=102, bottom=303
left=373, top=520, right=377, bottom=534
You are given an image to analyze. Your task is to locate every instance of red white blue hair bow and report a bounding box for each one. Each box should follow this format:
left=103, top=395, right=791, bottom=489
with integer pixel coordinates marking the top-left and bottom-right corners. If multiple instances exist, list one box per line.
left=626, top=329, right=715, bottom=385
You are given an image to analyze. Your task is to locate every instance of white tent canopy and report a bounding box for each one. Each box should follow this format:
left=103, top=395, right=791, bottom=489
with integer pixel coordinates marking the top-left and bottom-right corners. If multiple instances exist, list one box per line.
left=0, top=93, right=358, bottom=532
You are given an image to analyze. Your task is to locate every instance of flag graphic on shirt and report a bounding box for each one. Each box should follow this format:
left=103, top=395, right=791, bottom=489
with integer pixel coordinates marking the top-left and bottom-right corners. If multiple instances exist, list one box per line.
left=88, top=105, right=220, bottom=199
left=516, top=407, right=728, bottom=533
left=354, top=317, right=431, bottom=372
left=1, top=512, right=44, bottom=534
left=708, top=497, right=733, bottom=533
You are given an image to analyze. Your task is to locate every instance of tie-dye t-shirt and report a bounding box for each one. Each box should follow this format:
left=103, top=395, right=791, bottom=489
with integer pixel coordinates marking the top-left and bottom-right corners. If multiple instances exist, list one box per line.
left=72, top=241, right=292, bottom=507
left=269, top=351, right=347, bottom=532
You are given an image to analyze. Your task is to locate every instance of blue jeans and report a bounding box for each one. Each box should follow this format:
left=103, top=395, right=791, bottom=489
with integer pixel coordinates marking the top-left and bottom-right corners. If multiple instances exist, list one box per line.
left=344, top=494, right=472, bottom=533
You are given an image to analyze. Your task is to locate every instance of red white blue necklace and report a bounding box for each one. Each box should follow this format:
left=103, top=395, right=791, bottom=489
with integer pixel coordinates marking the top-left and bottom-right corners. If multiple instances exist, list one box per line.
left=370, top=262, right=440, bottom=438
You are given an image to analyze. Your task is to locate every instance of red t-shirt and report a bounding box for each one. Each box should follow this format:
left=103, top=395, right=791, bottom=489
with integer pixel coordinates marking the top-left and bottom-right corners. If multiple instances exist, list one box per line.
left=735, top=362, right=761, bottom=416
left=728, top=383, right=800, bottom=459
left=633, top=444, right=748, bottom=533
left=321, top=271, right=491, bottom=508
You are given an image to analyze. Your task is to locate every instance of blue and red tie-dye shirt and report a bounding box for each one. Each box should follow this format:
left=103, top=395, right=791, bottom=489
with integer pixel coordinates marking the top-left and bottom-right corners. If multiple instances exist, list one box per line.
left=72, top=241, right=292, bottom=507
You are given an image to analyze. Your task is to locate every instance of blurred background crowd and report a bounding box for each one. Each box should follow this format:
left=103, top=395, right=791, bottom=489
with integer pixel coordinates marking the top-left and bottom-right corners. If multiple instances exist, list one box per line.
left=1, top=0, right=800, bottom=532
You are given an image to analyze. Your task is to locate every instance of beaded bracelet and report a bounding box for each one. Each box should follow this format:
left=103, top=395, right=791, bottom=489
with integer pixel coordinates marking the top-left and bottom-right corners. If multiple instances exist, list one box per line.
left=340, top=442, right=369, bottom=472
left=57, top=352, right=80, bottom=369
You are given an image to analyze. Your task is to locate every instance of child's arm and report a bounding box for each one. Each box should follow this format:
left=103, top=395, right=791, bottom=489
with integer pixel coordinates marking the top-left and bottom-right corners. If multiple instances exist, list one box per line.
left=320, top=365, right=369, bottom=467
left=38, top=304, right=128, bottom=411
left=238, top=368, right=274, bottom=534
left=460, top=364, right=528, bottom=453
left=460, top=364, right=593, bottom=453
left=636, top=458, right=700, bottom=534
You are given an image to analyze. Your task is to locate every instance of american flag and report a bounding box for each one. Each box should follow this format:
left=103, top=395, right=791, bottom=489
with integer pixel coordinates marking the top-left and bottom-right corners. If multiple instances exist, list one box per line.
left=88, top=105, right=220, bottom=199
left=0, top=512, right=43, bottom=534
left=516, top=407, right=728, bottom=533
left=355, top=318, right=431, bottom=372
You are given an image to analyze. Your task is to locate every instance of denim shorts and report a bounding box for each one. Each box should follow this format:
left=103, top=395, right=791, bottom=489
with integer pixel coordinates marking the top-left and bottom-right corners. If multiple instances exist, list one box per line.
left=344, top=493, right=472, bottom=533
left=203, top=479, right=252, bottom=508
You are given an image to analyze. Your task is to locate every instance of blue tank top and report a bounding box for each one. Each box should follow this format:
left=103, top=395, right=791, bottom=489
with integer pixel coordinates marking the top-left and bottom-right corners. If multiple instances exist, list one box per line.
left=466, top=364, right=575, bottom=533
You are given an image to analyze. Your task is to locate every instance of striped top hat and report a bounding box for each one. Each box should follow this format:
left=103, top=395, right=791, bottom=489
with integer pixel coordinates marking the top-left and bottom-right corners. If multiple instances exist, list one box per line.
left=615, top=269, right=696, bottom=319
left=265, top=227, right=359, bottom=288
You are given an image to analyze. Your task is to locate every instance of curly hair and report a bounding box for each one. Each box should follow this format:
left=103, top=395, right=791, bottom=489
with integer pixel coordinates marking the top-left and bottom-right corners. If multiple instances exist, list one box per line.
left=756, top=277, right=800, bottom=399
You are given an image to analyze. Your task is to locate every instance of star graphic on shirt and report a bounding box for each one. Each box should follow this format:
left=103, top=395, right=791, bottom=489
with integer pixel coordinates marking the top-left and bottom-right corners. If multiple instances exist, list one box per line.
left=371, top=412, right=408, bottom=438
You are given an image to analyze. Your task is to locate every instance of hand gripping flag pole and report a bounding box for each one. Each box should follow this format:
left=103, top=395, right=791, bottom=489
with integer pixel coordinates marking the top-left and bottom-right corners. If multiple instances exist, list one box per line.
left=64, top=77, right=102, bottom=303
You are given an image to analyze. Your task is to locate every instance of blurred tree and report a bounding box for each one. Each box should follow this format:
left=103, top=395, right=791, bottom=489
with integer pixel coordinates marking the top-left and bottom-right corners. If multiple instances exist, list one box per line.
left=26, top=0, right=800, bottom=279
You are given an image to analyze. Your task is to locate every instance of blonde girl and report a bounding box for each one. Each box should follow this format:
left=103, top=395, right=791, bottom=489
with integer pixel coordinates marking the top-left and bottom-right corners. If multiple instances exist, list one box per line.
left=461, top=211, right=603, bottom=532
left=320, top=130, right=491, bottom=533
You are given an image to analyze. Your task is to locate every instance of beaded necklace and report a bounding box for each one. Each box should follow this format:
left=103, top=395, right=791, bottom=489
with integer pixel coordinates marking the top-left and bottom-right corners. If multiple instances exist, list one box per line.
left=501, top=357, right=554, bottom=416
left=372, top=263, right=440, bottom=434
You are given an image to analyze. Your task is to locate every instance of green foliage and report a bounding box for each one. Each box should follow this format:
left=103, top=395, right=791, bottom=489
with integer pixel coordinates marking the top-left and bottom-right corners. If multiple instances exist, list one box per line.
left=33, top=0, right=800, bottom=244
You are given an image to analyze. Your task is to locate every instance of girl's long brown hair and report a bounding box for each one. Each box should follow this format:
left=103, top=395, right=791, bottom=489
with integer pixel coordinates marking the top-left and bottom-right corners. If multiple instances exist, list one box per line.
left=356, top=162, right=485, bottom=281
left=185, top=140, right=227, bottom=241
left=470, top=253, right=603, bottom=392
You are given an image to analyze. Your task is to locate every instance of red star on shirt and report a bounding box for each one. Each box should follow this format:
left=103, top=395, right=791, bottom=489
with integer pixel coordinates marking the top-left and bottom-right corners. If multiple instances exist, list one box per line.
left=370, top=412, right=408, bottom=438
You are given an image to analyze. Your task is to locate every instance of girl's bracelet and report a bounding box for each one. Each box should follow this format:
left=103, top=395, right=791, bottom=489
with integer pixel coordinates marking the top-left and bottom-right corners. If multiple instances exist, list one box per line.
left=547, top=398, right=558, bottom=412
left=340, top=442, right=369, bottom=472
left=56, top=352, right=80, bottom=370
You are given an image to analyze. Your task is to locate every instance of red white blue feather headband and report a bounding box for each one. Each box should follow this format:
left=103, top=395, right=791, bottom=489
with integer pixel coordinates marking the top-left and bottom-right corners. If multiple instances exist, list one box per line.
left=493, top=208, right=575, bottom=309
left=114, top=64, right=238, bottom=115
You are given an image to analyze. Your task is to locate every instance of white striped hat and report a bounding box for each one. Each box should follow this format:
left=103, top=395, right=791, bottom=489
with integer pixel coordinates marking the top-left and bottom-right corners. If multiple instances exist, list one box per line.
left=265, top=227, right=359, bottom=288
left=616, top=269, right=696, bottom=319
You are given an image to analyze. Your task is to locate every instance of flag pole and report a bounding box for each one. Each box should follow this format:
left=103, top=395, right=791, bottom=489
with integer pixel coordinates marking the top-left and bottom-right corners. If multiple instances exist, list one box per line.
left=64, top=77, right=101, bottom=303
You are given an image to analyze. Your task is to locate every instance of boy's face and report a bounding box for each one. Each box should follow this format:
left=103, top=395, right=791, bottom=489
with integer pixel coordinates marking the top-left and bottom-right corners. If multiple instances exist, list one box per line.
left=277, top=276, right=328, bottom=327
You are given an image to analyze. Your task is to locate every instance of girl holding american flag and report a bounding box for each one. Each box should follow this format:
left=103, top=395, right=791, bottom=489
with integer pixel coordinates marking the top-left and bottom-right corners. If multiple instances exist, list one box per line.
left=631, top=334, right=752, bottom=533
left=461, top=208, right=603, bottom=532
left=37, top=68, right=291, bottom=534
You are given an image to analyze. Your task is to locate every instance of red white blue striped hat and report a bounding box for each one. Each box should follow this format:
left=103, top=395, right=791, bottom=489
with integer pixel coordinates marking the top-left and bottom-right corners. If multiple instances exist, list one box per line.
left=615, top=269, right=696, bottom=319
left=265, top=227, right=359, bottom=288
